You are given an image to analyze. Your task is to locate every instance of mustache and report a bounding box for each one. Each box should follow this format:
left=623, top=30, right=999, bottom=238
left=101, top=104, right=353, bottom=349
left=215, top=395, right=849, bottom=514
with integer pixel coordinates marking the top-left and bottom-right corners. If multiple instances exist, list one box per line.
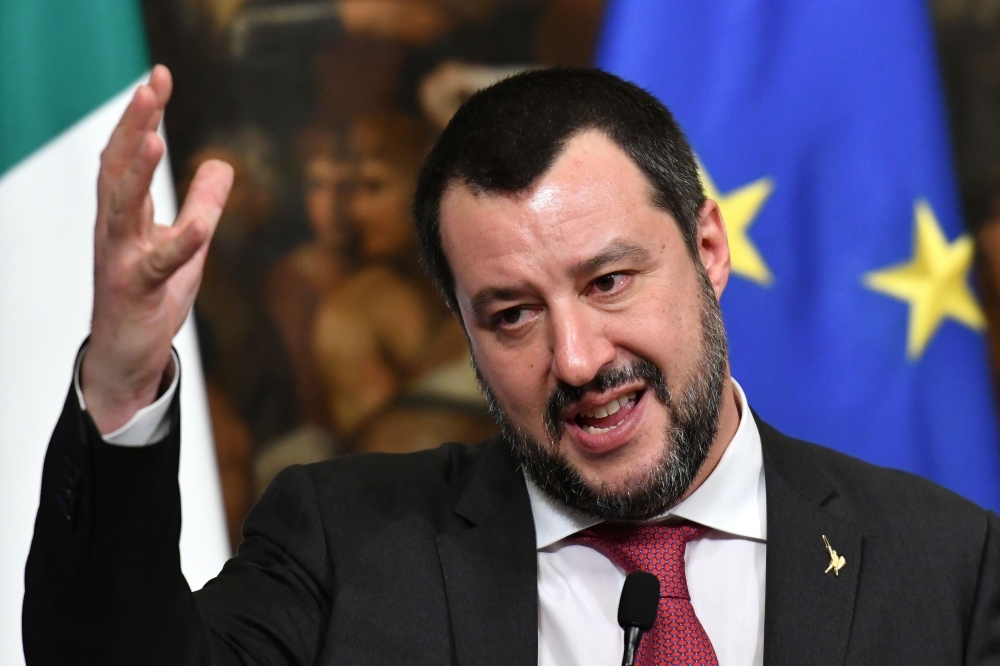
left=543, top=358, right=669, bottom=442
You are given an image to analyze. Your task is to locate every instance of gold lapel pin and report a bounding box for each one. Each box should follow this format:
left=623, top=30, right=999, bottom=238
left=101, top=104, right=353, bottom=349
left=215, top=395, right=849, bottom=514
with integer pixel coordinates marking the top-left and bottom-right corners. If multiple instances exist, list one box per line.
left=822, top=535, right=846, bottom=576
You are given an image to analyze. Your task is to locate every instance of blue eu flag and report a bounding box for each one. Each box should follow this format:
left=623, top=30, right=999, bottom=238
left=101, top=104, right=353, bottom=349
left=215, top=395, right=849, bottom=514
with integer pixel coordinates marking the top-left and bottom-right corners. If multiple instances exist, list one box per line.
left=598, top=0, right=1000, bottom=510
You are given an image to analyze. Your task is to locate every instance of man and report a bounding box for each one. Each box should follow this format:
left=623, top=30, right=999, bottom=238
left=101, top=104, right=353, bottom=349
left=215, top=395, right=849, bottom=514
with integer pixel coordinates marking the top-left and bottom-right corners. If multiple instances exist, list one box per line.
left=23, top=66, right=1000, bottom=665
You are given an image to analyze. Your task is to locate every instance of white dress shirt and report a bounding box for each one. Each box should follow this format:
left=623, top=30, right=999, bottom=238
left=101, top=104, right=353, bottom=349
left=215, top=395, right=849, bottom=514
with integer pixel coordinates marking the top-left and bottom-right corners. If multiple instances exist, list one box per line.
left=76, top=356, right=766, bottom=665
left=531, top=379, right=766, bottom=666
left=73, top=345, right=178, bottom=445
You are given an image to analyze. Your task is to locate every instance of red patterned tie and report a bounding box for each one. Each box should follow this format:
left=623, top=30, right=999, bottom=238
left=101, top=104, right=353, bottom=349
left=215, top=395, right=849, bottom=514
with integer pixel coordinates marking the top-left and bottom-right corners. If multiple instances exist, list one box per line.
left=574, top=522, right=719, bottom=666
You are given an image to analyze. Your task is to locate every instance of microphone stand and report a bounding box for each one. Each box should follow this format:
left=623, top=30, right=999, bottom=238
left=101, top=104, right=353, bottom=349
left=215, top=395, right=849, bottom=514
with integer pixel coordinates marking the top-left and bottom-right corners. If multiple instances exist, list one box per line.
left=621, top=625, right=643, bottom=666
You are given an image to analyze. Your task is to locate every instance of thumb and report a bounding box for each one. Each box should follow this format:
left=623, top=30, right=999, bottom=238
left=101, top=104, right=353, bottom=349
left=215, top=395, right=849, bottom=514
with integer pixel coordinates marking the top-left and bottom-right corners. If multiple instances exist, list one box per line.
left=141, top=159, right=233, bottom=286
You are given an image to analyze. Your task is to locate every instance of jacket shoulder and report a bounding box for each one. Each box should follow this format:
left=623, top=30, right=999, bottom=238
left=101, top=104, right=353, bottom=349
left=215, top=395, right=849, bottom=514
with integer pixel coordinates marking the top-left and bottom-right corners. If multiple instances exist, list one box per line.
left=758, top=416, right=992, bottom=533
left=265, top=437, right=512, bottom=532
left=306, top=436, right=502, bottom=491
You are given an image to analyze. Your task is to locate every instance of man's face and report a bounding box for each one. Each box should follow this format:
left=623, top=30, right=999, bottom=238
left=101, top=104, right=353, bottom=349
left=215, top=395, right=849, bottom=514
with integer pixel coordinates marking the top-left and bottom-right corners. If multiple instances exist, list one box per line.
left=439, top=130, right=736, bottom=520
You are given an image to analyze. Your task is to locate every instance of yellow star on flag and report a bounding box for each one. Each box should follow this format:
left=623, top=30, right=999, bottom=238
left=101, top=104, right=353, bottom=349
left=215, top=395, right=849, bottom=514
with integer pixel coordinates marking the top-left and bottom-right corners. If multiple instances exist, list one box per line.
left=864, top=199, right=985, bottom=360
left=699, top=164, right=775, bottom=285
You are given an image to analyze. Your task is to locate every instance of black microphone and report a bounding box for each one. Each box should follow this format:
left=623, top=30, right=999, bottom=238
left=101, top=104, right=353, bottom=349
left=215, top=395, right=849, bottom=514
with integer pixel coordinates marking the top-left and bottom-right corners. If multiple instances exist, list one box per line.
left=617, top=571, right=660, bottom=666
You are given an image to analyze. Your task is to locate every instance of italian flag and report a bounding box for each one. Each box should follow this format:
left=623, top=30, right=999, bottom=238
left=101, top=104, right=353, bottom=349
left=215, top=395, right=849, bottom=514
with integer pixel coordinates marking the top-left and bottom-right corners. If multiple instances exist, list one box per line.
left=0, top=1, right=228, bottom=662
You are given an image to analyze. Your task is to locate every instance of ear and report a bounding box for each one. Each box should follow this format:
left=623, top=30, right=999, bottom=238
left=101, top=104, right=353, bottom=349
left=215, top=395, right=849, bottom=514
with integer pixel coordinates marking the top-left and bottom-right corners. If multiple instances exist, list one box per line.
left=696, top=199, right=730, bottom=299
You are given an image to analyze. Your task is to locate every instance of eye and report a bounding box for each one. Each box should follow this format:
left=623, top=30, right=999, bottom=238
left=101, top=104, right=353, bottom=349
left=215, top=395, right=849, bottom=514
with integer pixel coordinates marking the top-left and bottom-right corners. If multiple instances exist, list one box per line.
left=490, top=305, right=539, bottom=334
left=592, top=272, right=628, bottom=293
left=497, top=307, right=524, bottom=325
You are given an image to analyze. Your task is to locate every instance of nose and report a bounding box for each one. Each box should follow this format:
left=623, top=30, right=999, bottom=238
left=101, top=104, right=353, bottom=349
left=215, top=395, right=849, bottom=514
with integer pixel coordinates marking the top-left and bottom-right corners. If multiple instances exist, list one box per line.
left=549, top=301, right=616, bottom=387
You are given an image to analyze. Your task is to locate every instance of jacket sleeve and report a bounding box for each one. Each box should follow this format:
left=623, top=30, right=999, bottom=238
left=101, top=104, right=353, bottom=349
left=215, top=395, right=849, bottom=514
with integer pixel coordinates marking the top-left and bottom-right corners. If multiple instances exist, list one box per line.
left=22, top=380, right=334, bottom=665
left=965, top=510, right=1000, bottom=665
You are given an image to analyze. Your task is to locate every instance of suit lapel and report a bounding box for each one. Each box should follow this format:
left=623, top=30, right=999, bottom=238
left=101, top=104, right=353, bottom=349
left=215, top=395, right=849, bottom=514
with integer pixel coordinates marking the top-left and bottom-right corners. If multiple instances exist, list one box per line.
left=436, top=439, right=537, bottom=666
left=758, top=416, right=863, bottom=666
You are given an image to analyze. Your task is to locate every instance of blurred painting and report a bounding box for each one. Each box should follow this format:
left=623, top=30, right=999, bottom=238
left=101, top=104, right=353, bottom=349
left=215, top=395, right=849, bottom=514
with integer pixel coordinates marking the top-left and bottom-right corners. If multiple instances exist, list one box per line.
left=141, top=0, right=606, bottom=547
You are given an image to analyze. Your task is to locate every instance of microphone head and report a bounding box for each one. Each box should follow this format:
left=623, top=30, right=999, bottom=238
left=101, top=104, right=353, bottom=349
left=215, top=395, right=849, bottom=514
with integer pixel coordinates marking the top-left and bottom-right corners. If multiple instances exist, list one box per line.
left=618, top=571, right=660, bottom=631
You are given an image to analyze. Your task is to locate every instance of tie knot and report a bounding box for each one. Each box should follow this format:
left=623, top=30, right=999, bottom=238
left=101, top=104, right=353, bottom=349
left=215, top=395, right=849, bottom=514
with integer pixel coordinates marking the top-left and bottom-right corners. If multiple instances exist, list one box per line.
left=573, top=521, right=707, bottom=599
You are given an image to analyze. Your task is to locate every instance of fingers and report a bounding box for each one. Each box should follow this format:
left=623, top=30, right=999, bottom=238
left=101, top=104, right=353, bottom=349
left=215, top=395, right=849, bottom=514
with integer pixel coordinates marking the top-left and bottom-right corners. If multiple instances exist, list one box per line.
left=100, top=67, right=173, bottom=177
left=176, top=159, right=234, bottom=230
left=141, top=159, right=234, bottom=286
left=145, top=65, right=173, bottom=131
left=106, top=132, right=164, bottom=238
left=98, top=66, right=174, bottom=237
left=142, top=218, right=207, bottom=287
left=139, top=65, right=173, bottom=138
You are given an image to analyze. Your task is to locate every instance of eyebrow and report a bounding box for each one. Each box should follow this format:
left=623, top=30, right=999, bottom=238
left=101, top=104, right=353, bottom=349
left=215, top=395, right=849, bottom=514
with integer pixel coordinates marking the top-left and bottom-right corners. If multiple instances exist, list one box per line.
left=467, top=241, right=653, bottom=322
left=470, top=286, right=529, bottom=322
left=572, top=241, right=652, bottom=277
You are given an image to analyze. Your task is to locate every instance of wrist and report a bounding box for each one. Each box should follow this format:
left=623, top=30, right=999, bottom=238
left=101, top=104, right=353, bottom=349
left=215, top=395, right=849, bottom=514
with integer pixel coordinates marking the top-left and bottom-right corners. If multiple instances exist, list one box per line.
left=80, top=346, right=174, bottom=434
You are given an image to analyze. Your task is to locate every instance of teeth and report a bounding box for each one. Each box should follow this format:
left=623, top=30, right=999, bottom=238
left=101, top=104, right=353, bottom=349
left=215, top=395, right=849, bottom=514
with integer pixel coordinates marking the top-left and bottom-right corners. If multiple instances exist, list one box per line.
left=580, top=392, right=638, bottom=419
left=585, top=423, right=620, bottom=434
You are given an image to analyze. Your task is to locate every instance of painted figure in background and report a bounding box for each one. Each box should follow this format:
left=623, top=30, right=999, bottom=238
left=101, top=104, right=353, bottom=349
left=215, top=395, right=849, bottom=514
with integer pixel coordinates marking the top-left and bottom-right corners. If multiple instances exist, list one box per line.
left=255, top=126, right=358, bottom=495
left=312, top=111, right=496, bottom=454
left=265, top=126, right=355, bottom=429
left=180, top=126, right=293, bottom=545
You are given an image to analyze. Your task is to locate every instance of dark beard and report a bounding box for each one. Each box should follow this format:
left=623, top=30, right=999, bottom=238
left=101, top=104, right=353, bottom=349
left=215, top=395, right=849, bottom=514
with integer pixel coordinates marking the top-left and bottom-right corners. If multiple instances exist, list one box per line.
left=474, top=271, right=729, bottom=522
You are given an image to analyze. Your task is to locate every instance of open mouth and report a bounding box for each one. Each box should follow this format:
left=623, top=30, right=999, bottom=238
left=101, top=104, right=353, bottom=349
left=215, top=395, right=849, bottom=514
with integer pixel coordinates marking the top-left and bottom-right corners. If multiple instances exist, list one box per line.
left=570, top=389, right=645, bottom=435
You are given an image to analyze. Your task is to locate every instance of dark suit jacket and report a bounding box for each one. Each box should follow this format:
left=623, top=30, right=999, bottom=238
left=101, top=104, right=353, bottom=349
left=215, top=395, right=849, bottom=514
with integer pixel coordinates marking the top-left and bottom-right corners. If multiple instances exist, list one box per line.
left=23, top=382, right=1000, bottom=665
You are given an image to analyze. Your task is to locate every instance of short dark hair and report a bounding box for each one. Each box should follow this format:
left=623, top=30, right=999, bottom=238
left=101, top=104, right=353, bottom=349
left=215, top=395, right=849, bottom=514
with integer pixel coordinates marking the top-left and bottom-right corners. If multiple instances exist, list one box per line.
left=413, top=67, right=706, bottom=312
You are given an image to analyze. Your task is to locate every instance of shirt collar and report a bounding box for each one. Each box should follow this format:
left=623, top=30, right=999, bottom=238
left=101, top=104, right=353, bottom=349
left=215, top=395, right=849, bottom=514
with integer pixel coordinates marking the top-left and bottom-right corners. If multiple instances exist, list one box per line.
left=526, top=378, right=766, bottom=550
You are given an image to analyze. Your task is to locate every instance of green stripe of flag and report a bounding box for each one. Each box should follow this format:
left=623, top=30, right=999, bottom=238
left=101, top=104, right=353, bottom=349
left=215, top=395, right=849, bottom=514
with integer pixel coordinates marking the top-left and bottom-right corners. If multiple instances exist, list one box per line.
left=0, top=0, right=149, bottom=176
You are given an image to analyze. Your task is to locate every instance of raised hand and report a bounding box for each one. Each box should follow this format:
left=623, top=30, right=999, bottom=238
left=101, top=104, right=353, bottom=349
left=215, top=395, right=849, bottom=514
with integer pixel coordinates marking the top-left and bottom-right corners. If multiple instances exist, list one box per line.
left=81, top=65, right=234, bottom=434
